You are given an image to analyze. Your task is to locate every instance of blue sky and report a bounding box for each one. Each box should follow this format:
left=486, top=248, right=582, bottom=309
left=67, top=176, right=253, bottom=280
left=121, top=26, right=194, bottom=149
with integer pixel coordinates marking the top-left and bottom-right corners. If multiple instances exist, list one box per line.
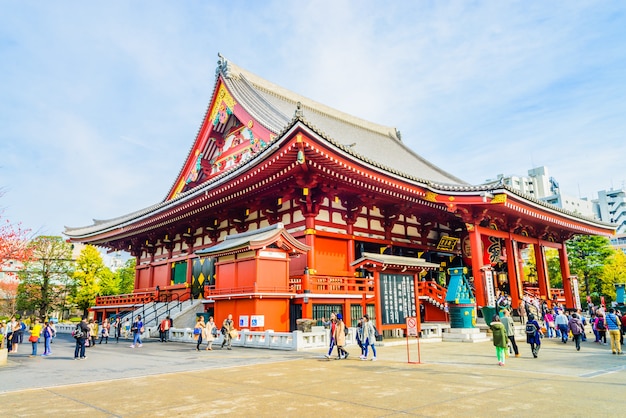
left=1, top=1, right=625, bottom=239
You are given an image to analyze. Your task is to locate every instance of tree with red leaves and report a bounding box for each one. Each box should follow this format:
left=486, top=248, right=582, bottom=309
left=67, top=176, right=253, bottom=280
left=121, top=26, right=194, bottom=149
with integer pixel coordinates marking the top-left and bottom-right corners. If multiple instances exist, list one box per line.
left=0, top=192, right=33, bottom=316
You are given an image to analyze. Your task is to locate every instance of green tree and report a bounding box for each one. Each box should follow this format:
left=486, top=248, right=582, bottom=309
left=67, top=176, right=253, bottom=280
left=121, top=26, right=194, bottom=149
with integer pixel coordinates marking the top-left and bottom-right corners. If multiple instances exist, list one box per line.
left=71, top=245, right=106, bottom=315
left=567, top=235, right=613, bottom=302
left=116, top=258, right=136, bottom=294
left=545, top=248, right=563, bottom=289
left=16, top=236, right=74, bottom=318
left=598, top=250, right=626, bottom=302
left=98, top=268, right=118, bottom=296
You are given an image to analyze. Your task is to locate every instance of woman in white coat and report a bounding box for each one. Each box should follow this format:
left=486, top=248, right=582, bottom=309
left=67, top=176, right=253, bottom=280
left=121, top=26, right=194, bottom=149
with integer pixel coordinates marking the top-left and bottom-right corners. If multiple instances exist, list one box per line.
left=204, top=316, right=216, bottom=351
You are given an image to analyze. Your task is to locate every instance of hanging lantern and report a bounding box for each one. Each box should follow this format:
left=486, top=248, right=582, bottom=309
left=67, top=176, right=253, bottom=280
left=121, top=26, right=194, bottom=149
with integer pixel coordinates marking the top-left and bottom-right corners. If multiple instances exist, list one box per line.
left=296, top=149, right=305, bottom=164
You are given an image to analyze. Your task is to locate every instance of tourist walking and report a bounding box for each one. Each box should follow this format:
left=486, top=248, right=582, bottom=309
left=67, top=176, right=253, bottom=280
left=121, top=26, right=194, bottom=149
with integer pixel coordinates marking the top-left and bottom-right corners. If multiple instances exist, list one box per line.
left=620, top=314, right=626, bottom=345
left=594, top=312, right=607, bottom=345
left=555, top=310, right=569, bottom=343
left=568, top=313, right=584, bottom=351
left=526, top=314, right=543, bottom=358
left=322, top=313, right=337, bottom=359
left=221, top=314, right=235, bottom=350
left=205, top=316, right=216, bottom=350
left=334, top=314, right=348, bottom=359
left=355, top=317, right=365, bottom=357
left=130, top=315, right=143, bottom=348
left=113, top=316, right=122, bottom=343
left=124, top=318, right=131, bottom=339
left=41, top=320, right=53, bottom=356
left=74, top=318, right=90, bottom=360
left=605, top=308, right=623, bottom=355
left=88, top=319, right=97, bottom=348
left=518, top=300, right=527, bottom=325
left=194, top=316, right=205, bottom=351
left=99, top=319, right=110, bottom=344
left=489, top=315, right=508, bottom=366
left=360, top=314, right=377, bottom=361
left=159, top=316, right=170, bottom=342
left=501, top=309, right=519, bottom=357
left=544, top=312, right=556, bottom=338
left=6, top=317, right=16, bottom=352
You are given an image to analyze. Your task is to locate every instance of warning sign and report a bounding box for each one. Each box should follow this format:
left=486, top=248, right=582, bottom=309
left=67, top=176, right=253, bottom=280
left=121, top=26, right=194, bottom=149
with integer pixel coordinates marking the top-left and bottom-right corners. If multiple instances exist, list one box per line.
left=406, top=317, right=418, bottom=337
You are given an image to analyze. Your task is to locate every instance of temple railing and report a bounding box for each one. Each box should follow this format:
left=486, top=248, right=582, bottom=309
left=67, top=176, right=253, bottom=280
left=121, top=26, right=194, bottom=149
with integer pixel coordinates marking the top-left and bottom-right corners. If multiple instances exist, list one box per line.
left=289, top=275, right=375, bottom=294
left=95, top=291, right=155, bottom=307
left=205, top=285, right=293, bottom=296
left=418, top=281, right=447, bottom=308
left=523, top=286, right=566, bottom=302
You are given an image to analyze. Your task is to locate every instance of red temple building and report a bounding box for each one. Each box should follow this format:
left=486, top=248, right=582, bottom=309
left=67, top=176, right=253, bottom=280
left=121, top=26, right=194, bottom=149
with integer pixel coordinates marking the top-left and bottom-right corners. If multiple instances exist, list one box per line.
left=65, top=54, right=615, bottom=333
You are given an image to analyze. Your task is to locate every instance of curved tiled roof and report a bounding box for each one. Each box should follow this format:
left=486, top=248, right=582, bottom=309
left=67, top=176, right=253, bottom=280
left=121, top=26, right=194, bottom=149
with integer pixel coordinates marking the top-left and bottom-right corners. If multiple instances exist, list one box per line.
left=64, top=54, right=614, bottom=238
left=221, top=58, right=466, bottom=185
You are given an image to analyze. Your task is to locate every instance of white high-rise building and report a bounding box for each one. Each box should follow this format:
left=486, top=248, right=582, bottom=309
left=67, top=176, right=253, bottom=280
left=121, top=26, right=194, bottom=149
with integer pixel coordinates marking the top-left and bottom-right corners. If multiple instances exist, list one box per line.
left=594, top=188, right=626, bottom=234
left=487, top=166, right=596, bottom=218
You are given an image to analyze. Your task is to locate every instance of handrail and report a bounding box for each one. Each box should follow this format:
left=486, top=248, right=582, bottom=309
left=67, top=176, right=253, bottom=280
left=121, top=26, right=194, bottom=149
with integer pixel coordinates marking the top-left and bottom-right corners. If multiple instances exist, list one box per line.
left=418, top=281, right=447, bottom=305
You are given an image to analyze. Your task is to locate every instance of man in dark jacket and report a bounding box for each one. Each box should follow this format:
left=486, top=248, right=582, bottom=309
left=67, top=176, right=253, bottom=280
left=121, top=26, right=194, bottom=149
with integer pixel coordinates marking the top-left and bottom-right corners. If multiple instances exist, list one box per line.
left=74, top=318, right=90, bottom=360
left=568, top=313, right=584, bottom=351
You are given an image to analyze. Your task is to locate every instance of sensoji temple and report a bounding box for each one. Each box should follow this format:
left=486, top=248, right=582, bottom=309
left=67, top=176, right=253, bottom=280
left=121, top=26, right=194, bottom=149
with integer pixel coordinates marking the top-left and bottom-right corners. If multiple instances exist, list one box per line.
left=65, top=54, right=615, bottom=334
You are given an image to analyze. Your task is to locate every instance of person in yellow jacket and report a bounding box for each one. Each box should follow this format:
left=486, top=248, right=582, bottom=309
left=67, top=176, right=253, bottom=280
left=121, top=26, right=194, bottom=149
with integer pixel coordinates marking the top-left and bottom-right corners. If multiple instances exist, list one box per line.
left=29, top=318, right=43, bottom=357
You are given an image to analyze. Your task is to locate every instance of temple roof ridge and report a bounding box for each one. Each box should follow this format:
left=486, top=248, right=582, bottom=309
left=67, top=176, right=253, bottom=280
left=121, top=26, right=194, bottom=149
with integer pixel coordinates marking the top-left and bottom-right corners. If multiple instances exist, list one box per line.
left=221, top=58, right=401, bottom=141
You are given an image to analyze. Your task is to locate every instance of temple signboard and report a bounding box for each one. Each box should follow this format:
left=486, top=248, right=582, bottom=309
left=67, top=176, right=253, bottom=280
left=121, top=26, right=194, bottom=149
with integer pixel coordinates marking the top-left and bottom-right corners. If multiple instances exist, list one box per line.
left=380, top=273, right=417, bottom=325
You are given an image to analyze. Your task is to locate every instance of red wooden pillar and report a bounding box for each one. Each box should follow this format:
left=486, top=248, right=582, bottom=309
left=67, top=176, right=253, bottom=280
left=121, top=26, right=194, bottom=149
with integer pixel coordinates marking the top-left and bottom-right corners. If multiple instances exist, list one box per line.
left=414, top=272, right=422, bottom=333
left=373, top=270, right=383, bottom=332
left=468, top=224, right=486, bottom=306
left=559, top=244, right=574, bottom=308
left=505, top=236, right=521, bottom=308
left=534, top=243, right=551, bottom=303
left=133, top=254, right=141, bottom=293
left=302, top=215, right=316, bottom=319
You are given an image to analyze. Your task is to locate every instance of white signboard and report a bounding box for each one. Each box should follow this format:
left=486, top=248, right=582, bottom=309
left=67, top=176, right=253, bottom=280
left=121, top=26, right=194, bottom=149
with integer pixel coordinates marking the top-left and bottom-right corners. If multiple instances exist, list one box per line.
left=239, top=315, right=249, bottom=328
left=571, top=277, right=582, bottom=311
left=406, top=317, right=418, bottom=337
left=484, top=269, right=496, bottom=307
left=250, top=315, right=264, bottom=327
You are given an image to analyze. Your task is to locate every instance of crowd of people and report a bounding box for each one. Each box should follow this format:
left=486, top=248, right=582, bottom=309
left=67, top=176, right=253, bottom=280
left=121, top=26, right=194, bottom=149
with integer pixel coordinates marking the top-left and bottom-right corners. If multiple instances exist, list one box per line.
left=489, top=292, right=626, bottom=366
left=0, top=317, right=57, bottom=357
left=321, top=312, right=378, bottom=361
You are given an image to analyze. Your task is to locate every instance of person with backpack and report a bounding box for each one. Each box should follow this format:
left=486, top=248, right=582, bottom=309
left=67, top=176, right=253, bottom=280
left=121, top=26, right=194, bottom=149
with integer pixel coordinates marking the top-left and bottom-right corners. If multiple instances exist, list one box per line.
left=594, top=312, right=607, bottom=345
left=525, top=314, right=543, bottom=358
left=41, top=321, right=53, bottom=356
left=568, top=313, right=584, bottom=351
left=73, top=317, right=89, bottom=360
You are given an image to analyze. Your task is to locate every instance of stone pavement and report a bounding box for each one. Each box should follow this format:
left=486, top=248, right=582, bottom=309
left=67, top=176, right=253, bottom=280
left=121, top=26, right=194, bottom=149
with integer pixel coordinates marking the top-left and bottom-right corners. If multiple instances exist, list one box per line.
left=0, top=333, right=625, bottom=417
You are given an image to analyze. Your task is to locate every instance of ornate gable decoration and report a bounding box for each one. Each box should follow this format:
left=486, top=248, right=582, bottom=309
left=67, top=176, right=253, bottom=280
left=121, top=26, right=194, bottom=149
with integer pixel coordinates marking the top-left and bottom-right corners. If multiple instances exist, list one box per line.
left=168, top=82, right=273, bottom=200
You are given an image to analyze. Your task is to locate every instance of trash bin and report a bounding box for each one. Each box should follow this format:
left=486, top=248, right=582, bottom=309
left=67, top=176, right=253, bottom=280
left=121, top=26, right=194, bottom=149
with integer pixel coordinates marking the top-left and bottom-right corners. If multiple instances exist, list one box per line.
left=449, top=304, right=476, bottom=328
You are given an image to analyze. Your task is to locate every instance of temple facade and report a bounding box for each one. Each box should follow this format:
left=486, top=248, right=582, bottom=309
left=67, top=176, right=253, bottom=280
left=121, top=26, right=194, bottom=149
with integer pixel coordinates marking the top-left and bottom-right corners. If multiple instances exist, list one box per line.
left=65, top=54, right=615, bottom=333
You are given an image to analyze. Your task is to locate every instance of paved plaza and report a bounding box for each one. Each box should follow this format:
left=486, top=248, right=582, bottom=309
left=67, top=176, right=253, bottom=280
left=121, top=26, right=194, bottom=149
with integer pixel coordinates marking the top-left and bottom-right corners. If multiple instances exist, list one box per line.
left=0, top=333, right=625, bottom=417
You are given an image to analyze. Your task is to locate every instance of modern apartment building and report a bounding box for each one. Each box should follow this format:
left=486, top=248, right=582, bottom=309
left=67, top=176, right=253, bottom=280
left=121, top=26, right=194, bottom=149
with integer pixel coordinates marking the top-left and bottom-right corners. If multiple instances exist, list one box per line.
left=487, top=166, right=596, bottom=218
left=595, top=188, right=626, bottom=234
